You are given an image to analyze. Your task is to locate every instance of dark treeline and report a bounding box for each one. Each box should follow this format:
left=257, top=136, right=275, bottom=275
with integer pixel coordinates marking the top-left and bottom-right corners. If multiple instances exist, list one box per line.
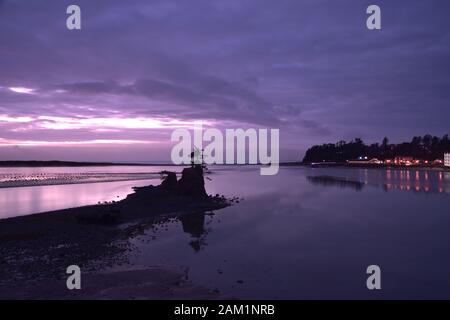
left=302, top=135, right=450, bottom=163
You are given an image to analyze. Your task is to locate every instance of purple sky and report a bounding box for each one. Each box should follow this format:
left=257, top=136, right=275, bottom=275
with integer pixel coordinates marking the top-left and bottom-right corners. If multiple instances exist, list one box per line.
left=1, top=0, right=450, bottom=162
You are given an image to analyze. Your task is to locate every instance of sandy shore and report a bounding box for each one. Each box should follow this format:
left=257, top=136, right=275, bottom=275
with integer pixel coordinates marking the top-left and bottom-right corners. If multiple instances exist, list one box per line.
left=0, top=266, right=227, bottom=300
left=0, top=169, right=234, bottom=299
left=0, top=172, right=162, bottom=188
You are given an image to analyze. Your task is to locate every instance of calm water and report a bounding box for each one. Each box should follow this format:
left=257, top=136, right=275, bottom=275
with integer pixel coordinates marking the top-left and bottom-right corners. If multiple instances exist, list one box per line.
left=131, top=166, right=450, bottom=299
left=0, top=165, right=179, bottom=219
left=2, top=165, right=450, bottom=298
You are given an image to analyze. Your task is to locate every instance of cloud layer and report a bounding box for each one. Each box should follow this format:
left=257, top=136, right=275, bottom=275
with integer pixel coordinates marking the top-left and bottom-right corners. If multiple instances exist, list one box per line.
left=1, top=0, right=450, bottom=161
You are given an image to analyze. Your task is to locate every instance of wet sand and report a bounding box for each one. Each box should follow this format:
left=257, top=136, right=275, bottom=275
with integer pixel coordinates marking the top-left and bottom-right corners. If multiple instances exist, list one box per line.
left=0, top=266, right=226, bottom=300
left=0, top=172, right=162, bottom=188
left=0, top=170, right=233, bottom=299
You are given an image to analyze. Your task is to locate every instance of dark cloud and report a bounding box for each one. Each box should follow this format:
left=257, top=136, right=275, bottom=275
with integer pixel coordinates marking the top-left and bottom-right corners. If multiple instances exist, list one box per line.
left=1, top=0, right=450, bottom=161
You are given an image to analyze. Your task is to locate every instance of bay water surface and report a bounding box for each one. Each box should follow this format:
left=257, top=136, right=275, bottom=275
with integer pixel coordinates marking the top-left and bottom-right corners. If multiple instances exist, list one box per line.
left=1, top=165, right=450, bottom=298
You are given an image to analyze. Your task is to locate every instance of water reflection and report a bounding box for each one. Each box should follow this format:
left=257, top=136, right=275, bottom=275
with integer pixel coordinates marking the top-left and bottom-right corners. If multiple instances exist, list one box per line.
left=129, top=166, right=450, bottom=299
left=0, top=179, right=160, bottom=219
left=180, top=212, right=209, bottom=252
left=307, top=169, right=450, bottom=195
left=307, top=175, right=365, bottom=191
left=382, top=170, right=450, bottom=194
left=128, top=211, right=212, bottom=253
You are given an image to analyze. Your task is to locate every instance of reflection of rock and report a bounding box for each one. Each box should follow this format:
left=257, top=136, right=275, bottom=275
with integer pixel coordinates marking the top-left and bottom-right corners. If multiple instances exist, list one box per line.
left=180, top=211, right=208, bottom=252
left=180, top=212, right=205, bottom=238
left=307, top=175, right=364, bottom=191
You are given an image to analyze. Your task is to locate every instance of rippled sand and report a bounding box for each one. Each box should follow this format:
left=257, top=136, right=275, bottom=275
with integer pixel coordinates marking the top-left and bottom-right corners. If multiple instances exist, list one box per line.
left=0, top=172, right=163, bottom=188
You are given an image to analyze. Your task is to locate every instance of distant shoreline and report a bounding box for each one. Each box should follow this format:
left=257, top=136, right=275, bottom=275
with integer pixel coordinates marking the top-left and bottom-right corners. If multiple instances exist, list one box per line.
left=1, top=160, right=448, bottom=171
left=0, top=160, right=177, bottom=167
left=1, top=160, right=304, bottom=167
left=305, top=162, right=450, bottom=171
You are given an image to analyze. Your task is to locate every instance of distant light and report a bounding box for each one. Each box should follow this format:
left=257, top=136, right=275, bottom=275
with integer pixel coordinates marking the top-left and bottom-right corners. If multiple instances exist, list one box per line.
left=9, top=87, right=35, bottom=94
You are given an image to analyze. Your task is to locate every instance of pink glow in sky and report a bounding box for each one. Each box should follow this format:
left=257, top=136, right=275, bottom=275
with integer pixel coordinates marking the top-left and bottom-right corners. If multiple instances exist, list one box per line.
left=1, top=1, right=450, bottom=162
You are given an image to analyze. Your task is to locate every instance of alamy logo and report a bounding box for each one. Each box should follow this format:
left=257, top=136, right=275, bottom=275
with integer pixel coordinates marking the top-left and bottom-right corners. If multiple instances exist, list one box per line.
left=66, top=5, right=81, bottom=30
left=366, top=5, right=381, bottom=30
left=366, top=265, right=381, bottom=290
left=171, top=122, right=279, bottom=175
left=66, top=265, right=81, bottom=290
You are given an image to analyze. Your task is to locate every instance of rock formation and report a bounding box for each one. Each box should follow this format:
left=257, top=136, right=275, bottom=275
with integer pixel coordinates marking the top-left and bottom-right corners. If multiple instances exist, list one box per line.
left=176, top=165, right=208, bottom=199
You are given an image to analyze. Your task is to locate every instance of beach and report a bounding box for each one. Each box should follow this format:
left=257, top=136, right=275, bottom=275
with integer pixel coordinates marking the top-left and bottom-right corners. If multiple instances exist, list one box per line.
left=1, top=165, right=450, bottom=299
left=0, top=166, right=233, bottom=299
